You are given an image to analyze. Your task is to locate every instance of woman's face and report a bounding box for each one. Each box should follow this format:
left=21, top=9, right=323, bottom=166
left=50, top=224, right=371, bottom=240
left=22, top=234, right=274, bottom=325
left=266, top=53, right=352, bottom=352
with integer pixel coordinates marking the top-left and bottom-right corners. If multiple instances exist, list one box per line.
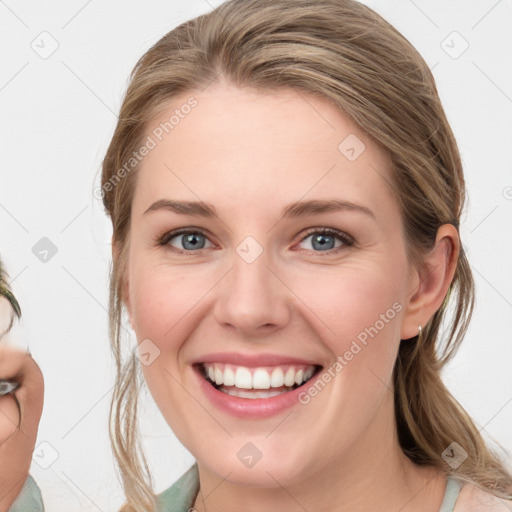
left=124, top=83, right=421, bottom=486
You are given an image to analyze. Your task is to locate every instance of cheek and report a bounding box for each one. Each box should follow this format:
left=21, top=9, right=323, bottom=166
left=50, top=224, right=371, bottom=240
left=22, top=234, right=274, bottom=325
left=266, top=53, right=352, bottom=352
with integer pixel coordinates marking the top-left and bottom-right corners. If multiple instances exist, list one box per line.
left=300, top=264, right=403, bottom=343
left=129, top=265, right=211, bottom=439
left=130, top=264, right=214, bottom=344
left=291, top=262, right=405, bottom=397
left=286, top=265, right=405, bottom=449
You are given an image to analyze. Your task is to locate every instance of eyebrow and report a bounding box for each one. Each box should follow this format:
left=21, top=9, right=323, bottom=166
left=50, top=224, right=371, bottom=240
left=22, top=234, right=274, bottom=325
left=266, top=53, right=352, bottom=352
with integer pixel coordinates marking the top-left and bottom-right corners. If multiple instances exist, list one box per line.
left=144, top=198, right=375, bottom=220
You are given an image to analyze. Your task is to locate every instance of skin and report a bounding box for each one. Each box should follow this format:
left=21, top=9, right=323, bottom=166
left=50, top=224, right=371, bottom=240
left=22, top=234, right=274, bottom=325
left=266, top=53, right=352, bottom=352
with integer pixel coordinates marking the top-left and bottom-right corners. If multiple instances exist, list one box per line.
left=0, top=274, right=44, bottom=511
left=121, top=81, right=460, bottom=511
left=0, top=344, right=44, bottom=512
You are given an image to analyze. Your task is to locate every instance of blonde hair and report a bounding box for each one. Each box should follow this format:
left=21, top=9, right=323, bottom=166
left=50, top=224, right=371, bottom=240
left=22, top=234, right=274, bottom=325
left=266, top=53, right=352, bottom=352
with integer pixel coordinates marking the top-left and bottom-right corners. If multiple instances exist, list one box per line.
left=100, top=0, right=512, bottom=509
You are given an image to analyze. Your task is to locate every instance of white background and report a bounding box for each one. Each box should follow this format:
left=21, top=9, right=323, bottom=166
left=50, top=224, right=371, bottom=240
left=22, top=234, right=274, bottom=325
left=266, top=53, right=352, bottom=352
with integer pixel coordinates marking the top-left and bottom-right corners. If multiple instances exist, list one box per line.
left=1, top=1, right=511, bottom=510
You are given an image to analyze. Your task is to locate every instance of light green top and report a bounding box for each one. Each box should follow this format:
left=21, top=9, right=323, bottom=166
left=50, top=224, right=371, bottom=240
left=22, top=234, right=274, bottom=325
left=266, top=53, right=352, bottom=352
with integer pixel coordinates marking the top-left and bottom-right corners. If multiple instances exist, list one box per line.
left=157, top=463, right=464, bottom=512
left=157, top=463, right=201, bottom=511
left=439, top=476, right=464, bottom=512
left=8, top=475, right=44, bottom=511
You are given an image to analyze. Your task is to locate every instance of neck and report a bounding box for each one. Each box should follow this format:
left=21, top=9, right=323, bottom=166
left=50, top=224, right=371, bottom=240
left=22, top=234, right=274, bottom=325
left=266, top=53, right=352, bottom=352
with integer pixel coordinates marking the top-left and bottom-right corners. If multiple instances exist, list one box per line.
left=192, top=392, right=447, bottom=512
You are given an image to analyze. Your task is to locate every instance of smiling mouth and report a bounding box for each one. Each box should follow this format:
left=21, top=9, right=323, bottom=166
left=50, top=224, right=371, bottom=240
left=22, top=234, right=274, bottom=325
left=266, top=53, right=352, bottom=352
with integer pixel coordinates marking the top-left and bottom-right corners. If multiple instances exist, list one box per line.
left=197, top=362, right=322, bottom=399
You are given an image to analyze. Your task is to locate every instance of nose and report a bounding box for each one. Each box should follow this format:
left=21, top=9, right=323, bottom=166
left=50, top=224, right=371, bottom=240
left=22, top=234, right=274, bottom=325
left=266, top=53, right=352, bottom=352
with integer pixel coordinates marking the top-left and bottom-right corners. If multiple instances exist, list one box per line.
left=212, top=246, right=291, bottom=337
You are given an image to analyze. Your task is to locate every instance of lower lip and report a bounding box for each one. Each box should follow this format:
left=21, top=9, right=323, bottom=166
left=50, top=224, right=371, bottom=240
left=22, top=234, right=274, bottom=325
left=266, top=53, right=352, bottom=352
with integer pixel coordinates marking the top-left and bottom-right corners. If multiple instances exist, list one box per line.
left=194, top=366, right=319, bottom=419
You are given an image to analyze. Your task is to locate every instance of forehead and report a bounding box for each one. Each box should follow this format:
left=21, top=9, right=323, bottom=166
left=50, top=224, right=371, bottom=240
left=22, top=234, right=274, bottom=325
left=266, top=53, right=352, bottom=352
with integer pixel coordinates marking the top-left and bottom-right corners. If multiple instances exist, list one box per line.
left=131, top=84, right=397, bottom=221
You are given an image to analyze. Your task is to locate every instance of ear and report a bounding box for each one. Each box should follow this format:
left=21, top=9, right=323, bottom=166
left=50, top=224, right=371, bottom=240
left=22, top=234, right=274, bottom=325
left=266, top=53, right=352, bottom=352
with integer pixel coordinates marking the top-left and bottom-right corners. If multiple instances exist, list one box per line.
left=111, top=235, right=135, bottom=331
left=400, top=224, right=459, bottom=340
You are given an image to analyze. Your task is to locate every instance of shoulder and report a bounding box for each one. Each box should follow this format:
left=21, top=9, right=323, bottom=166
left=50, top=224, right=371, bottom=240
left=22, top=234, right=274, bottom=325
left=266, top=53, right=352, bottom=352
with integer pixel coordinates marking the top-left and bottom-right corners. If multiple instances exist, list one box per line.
left=454, top=482, right=512, bottom=511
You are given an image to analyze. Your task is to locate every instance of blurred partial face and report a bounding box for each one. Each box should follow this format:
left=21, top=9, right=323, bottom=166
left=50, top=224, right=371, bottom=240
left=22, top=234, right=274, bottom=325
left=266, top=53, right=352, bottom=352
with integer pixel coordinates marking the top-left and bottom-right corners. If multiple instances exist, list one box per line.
left=125, top=83, right=417, bottom=486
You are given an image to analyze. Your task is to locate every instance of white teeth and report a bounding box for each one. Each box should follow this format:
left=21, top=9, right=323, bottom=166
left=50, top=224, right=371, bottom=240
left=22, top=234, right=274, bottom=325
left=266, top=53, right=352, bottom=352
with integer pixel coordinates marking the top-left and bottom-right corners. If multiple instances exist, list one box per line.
left=235, top=367, right=253, bottom=389
left=284, top=368, right=296, bottom=386
left=214, top=367, right=223, bottom=385
left=304, top=366, right=314, bottom=381
left=202, top=363, right=317, bottom=390
left=270, top=367, right=284, bottom=387
left=224, top=366, right=235, bottom=386
left=253, top=369, right=270, bottom=389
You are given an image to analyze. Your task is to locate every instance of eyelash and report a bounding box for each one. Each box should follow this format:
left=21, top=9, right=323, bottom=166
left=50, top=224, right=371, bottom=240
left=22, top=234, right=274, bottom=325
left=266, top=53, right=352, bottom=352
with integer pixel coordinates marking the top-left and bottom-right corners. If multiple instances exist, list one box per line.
left=156, top=227, right=354, bottom=255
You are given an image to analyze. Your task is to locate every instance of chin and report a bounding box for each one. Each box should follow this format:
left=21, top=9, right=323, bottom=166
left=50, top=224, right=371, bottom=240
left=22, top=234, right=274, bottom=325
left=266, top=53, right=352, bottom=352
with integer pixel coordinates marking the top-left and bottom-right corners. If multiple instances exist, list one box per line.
left=194, top=437, right=316, bottom=488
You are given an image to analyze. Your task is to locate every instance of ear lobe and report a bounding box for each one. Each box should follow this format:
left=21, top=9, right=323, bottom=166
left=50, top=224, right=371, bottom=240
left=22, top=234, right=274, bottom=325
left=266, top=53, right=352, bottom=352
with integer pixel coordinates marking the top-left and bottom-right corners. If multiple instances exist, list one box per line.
left=400, top=224, right=459, bottom=340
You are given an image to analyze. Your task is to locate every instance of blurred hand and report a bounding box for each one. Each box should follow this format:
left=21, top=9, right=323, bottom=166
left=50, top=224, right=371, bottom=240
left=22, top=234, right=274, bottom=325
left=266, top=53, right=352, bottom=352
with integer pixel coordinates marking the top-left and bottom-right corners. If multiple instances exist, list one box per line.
left=0, top=346, right=44, bottom=512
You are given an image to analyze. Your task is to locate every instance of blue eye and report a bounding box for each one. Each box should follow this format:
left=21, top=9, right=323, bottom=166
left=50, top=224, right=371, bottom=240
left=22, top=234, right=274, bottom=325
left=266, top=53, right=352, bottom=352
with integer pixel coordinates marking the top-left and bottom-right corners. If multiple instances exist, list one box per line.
left=297, top=228, right=353, bottom=254
left=162, top=230, right=213, bottom=253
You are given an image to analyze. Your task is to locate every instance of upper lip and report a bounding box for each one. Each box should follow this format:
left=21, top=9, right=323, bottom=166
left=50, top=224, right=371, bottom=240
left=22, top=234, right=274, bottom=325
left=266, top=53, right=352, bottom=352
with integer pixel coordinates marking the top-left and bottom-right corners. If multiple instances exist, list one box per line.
left=192, top=352, right=322, bottom=368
